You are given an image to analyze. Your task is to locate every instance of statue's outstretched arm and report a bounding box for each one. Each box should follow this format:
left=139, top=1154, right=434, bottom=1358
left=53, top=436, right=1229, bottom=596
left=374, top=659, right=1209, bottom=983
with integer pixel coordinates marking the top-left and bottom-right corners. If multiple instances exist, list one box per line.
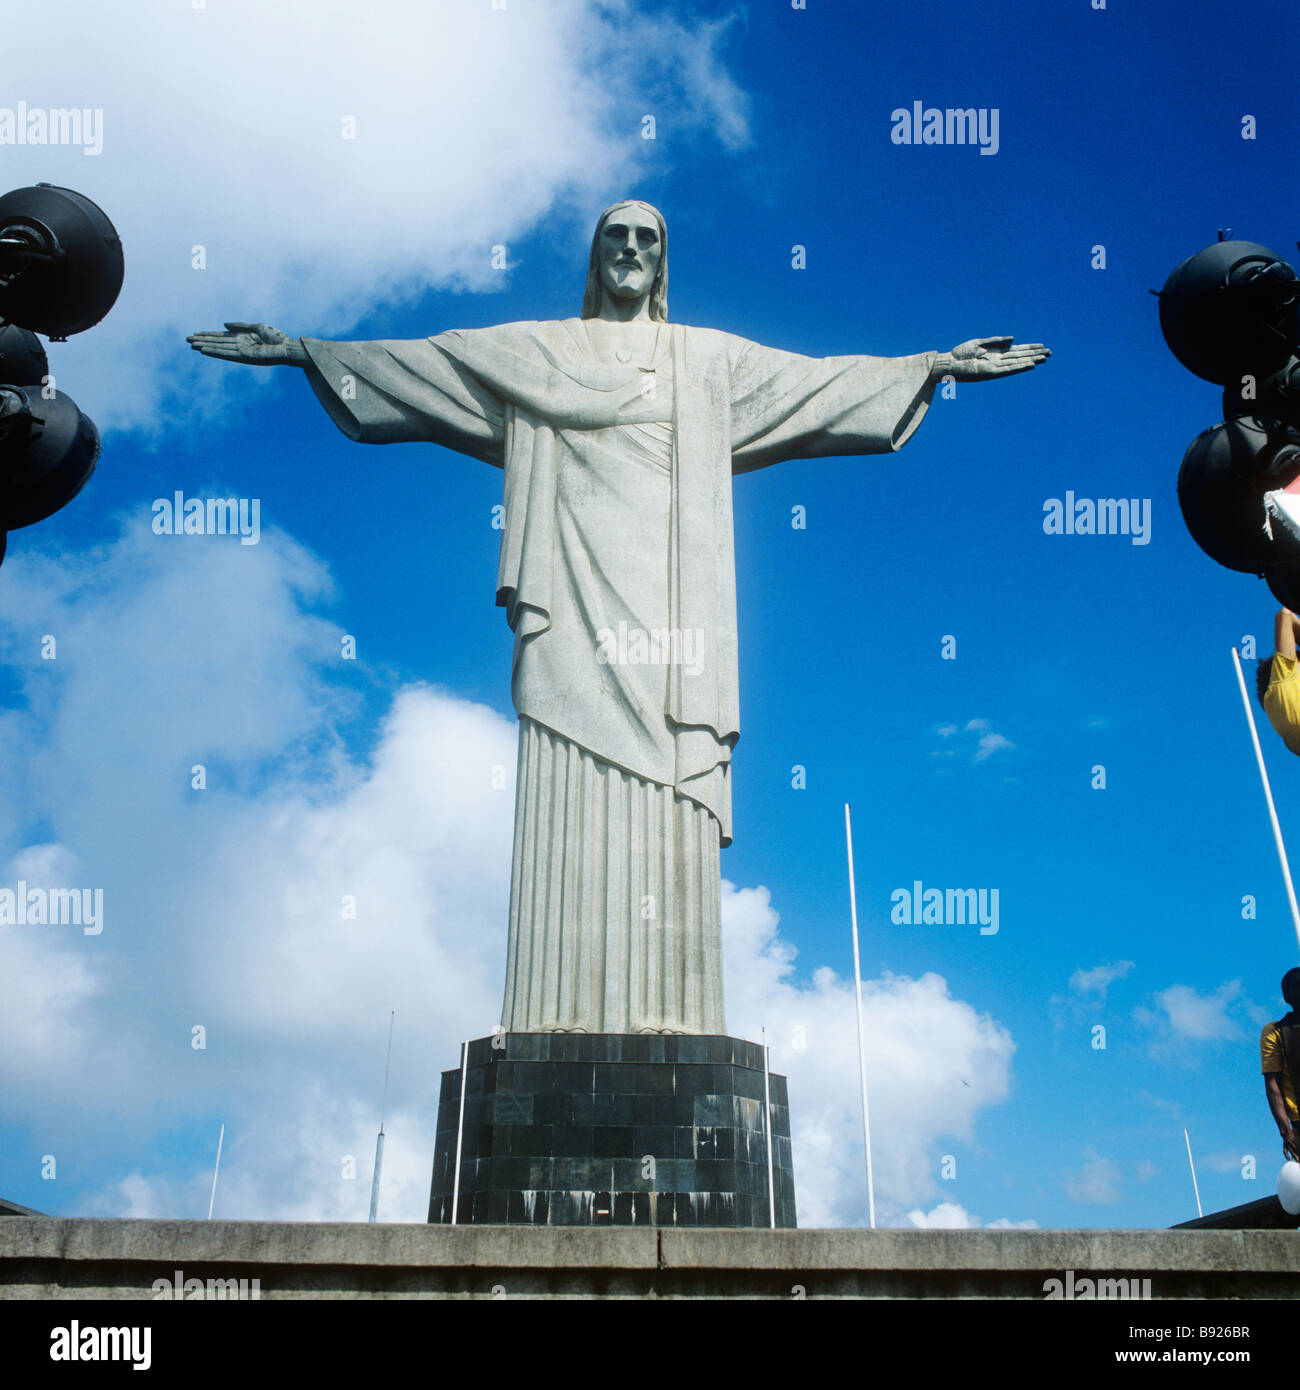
left=934, top=336, right=1050, bottom=382
left=187, top=322, right=309, bottom=367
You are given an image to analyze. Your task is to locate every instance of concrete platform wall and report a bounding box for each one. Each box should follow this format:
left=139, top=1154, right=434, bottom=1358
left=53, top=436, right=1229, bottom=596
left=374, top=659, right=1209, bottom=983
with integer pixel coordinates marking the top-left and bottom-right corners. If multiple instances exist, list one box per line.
left=1, top=1219, right=1298, bottom=1299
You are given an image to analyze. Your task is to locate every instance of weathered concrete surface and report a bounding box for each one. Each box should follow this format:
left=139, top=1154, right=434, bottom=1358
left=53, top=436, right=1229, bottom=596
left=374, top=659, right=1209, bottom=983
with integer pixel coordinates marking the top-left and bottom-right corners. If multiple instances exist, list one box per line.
left=1, top=1220, right=1297, bottom=1298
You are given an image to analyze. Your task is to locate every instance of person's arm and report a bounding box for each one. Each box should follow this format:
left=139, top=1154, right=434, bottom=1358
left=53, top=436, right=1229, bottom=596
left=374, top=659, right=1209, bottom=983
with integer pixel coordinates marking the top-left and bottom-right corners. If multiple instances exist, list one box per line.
left=1265, top=1073, right=1299, bottom=1159
left=1275, top=608, right=1300, bottom=662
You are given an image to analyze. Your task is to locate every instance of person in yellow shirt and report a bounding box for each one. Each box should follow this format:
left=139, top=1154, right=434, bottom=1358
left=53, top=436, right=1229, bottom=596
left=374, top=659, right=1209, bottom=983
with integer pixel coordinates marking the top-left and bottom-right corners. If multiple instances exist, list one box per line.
left=1258, top=609, right=1300, bottom=756
left=1261, top=968, right=1300, bottom=1161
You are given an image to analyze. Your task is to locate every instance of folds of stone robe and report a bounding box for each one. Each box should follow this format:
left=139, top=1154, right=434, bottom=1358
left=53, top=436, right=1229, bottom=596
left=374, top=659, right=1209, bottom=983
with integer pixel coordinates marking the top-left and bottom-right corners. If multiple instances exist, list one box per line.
left=300, top=320, right=937, bottom=1031
left=505, top=715, right=725, bottom=1034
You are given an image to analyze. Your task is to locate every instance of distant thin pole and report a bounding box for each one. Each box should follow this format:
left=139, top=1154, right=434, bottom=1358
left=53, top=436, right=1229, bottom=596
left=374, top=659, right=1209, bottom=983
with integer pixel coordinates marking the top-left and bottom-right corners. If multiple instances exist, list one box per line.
left=369, top=1132, right=385, bottom=1224
left=845, top=804, right=876, bottom=1229
left=206, top=1124, right=224, bottom=1220
left=762, top=1026, right=776, bottom=1230
left=1184, top=1128, right=1203, bottom=1219
left=450, top=1040, right=469, bottom=1225
left=1231, top=648, right=1300, bottom=953
left=368, top=1011, right=395, bottom=1224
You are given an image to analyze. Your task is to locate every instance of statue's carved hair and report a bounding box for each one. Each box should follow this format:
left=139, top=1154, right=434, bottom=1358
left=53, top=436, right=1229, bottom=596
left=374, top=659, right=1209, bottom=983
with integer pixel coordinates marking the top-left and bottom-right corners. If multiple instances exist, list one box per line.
left=581, top=200, right=668, bottom=322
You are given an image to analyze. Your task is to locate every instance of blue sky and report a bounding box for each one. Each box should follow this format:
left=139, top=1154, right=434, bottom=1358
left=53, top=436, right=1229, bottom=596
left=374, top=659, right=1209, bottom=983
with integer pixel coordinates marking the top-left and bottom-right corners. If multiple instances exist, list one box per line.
left=2, top=0, right=1299, bottom=1229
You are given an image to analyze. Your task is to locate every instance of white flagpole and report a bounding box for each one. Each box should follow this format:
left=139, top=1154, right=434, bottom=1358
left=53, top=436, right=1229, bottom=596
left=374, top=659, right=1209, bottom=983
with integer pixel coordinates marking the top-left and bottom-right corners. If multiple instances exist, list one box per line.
left=1231, top=648, right=1300, bottom=953
left=844, top=804, right=876, bottom=1229
left=206, top=1123, right=224, bottom=1220
left=1184, top=1127, right=1203, bottom=1219
left=450, top=1040, right=469, bottom=1225
left=368, top=1011, right=395, bottom=1224
left=761, top=1026, right=776, bottom=1230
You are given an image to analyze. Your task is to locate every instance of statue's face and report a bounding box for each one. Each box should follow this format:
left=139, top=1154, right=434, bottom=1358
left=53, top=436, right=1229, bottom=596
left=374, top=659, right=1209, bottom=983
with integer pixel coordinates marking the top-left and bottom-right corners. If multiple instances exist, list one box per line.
left=597, top=208, right=662, bottom=306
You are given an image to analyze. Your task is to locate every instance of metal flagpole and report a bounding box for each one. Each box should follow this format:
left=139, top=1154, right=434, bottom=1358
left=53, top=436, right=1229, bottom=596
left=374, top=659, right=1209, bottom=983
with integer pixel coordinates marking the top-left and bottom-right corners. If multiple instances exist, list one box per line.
left=762, top=1026, right=776, bottom=1229
left=206, top=1123, right=224, bottom=1220
left=1183, top=1127, right=1203, bottom=1220
left=368, top=1011, right=395, bottom=1223
left=844, top=804, right=877, bottom=1229
left=450, top=1039, right=469, bottom=1225
left=1231, top=648, right=1300, bottom=953
left=368, top=1131, right=385, bottom=1224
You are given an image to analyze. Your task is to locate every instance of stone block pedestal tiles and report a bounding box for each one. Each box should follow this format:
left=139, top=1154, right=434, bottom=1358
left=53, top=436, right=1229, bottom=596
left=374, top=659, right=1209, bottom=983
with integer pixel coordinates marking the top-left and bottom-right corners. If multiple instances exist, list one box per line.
left=427, top=1033, right=796, bottom=1228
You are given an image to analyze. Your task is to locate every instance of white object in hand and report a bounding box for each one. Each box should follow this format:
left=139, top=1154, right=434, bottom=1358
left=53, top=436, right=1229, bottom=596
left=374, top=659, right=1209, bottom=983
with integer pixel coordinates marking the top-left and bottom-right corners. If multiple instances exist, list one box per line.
left=1277, top=1159, right=1300, bottom=1214
left=1262, top=488, right=1300, bottom=543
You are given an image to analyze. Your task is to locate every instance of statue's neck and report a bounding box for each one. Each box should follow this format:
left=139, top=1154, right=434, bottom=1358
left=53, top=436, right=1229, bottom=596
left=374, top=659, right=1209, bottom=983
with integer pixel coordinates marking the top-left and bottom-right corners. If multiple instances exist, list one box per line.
left=587, top=317, right=658, bottom=335
left=596, top=288, right=657, bottom=324
left=597, top=304, right=654, bottom=324
left=581, top=317, right=664, bottom=368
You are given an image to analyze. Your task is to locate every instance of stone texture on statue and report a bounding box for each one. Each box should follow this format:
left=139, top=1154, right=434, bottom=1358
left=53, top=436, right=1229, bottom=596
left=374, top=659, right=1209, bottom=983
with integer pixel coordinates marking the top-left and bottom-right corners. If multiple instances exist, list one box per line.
left=186, top=204, right=1047, bottom=1039
left=503, top=719, right=725, bottom=1033
left=298, top=320, right=937, bottom=1033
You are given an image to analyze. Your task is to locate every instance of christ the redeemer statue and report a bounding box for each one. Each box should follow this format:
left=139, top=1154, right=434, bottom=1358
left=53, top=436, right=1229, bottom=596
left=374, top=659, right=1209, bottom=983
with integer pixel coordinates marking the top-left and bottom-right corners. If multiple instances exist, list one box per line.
left=190, top=200, right=1048, bottom=1037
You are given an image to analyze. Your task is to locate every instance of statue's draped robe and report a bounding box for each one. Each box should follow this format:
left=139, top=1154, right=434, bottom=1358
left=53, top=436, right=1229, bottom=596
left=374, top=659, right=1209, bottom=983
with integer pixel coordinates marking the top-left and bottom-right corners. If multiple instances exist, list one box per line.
left=301, top=320, right=936, bottom=1033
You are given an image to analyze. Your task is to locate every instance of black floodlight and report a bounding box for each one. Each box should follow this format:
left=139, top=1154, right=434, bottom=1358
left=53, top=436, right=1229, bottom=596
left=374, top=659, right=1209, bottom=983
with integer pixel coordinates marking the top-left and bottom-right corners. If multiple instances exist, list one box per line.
left=0, top=186, right=122, bottom=567
left=1159, top=238, right=1299, bottom=386
left=1177, top=415, right=1300, bottom=572
left=1267, top=559, right=1300, bottom=610
left=1223, top=354, right=1300, bottom=427
left=0, top=183, right=123, bottom=340
left=0, top=386, right=100, bottom=533
left=0, top=322, right=49, bottom=386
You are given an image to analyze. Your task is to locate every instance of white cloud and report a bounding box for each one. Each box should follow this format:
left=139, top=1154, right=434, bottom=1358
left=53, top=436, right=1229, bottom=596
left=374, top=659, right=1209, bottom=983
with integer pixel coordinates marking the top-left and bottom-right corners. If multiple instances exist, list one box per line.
left=10, top=0, right=751, bottom=433
left=1069, top=960, right=1135, bottom=1000
left=0, top=845, right=102, bottom=1082
left=1051, top=959, right=1135, bottom=1036
left=931, top=718, right=1016, bottom=766
left=722, top=886, right=1015, bottom=1226
left=1063, top=1152, right=1122, bottom=1205
left=0, top=518, right=511, bottom=1169
left=907, top=1201, right=974, bottom=1229
left=906, top=1203, right=1037, bottom=1230
left=83, top=1090, right=437, bottom=1224
left=3, top=517, right=1015, bottom=1226
left=973, top=731, right=1014, bottom=761
left=1134, top=981, right=1245, bottom=1047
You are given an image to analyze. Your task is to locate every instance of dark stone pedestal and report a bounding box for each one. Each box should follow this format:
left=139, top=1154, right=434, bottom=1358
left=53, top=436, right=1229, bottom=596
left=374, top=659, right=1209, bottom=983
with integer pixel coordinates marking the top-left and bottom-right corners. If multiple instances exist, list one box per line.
left=428, top=1034, right=796, bottom=1228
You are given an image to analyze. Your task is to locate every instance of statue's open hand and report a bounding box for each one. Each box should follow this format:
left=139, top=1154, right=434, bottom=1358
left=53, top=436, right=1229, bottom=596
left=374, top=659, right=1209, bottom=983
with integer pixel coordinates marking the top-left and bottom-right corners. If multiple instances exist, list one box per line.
left=187, top=322, right=306, bottom=366
left=942, top=336, right=1050, bottom=381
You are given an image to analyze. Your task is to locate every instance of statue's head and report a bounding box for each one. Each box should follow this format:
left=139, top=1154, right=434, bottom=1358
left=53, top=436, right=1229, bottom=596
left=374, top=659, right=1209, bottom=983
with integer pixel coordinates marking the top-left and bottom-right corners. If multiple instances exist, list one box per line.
left=581, top=200, right=668, bottom=322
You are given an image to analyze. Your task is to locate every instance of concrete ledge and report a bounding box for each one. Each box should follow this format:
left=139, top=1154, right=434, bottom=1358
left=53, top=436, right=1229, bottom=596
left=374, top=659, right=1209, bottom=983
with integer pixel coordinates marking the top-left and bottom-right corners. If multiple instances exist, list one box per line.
left=1, top=1219, right=1297, bottom=1298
